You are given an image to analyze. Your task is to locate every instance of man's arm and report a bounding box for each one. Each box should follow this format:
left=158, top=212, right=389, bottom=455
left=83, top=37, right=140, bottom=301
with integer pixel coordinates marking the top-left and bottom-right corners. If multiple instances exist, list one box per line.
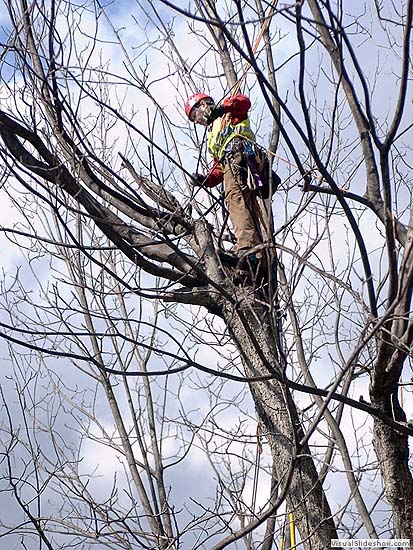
left=205, top=160, right=224, bottom=187
left=192, top=160, right=224, bottom=188
left=223, top=94, right=251, bottom=124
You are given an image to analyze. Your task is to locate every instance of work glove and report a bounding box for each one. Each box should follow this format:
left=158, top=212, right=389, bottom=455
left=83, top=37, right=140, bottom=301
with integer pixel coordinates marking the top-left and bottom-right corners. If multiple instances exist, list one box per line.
left=205, top=104, right=225, bottom=125
left=191, top=172, right=206, bottom=186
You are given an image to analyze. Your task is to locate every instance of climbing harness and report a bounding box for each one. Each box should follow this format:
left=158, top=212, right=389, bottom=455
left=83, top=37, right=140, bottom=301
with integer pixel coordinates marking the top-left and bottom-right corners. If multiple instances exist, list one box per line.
left=208, top=116, right=255, bottom=160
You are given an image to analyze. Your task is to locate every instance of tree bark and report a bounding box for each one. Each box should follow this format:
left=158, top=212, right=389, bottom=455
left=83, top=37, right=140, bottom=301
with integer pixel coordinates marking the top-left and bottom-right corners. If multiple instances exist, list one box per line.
left=371, top=393, right=413, bottom=539
left=217, top=290, right=338, bottom=548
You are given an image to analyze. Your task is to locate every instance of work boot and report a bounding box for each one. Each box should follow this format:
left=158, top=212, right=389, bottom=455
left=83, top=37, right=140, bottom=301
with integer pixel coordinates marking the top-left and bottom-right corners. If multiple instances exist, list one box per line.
left=218, top=247, right=239, bottom=267
left=236, top=247, right=258, bottom=268
left=233, top=252, right=259, bottom=286
left=219, top=246, right=262, bottom=285
left=219, top=245, right=254, bottom=269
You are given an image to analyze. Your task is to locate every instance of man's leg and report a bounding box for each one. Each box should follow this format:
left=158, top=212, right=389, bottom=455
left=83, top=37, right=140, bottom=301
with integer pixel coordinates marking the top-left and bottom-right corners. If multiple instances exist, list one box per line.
left=224, top=152, right=262, bottom=251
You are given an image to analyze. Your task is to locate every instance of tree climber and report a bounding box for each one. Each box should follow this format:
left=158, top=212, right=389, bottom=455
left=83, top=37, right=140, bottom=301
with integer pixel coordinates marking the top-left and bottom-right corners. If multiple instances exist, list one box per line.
left=185, top=93, right=280, bottom=267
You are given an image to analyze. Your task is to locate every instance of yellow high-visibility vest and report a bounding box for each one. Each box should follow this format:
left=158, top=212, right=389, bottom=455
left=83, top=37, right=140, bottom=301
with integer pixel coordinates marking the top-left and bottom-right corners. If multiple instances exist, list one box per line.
left=208, top=117, right=255, bottom=161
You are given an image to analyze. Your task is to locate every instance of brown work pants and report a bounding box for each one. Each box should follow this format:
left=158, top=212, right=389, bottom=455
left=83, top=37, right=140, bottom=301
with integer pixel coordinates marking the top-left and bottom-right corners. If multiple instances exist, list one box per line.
left=223, top=151, right=262, bottom=251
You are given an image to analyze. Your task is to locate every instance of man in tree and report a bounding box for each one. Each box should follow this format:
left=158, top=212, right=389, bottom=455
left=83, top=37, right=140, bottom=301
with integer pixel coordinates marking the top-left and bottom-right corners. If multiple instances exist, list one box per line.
left=185, top=93, right=276, bottom=265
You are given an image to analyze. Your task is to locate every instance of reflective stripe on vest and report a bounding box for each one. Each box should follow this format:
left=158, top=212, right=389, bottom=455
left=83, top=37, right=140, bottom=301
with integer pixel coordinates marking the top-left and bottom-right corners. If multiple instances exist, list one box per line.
left=208, top=117, right=255, bottom=161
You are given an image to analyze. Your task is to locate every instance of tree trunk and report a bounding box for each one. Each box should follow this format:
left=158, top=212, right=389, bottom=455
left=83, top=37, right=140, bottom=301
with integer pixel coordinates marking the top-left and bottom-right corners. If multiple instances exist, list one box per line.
left=221, top=296, right=337, bottom=549
left=371, top=394, right=413, bottom=539
left=193, top=218, right=337, bottom=548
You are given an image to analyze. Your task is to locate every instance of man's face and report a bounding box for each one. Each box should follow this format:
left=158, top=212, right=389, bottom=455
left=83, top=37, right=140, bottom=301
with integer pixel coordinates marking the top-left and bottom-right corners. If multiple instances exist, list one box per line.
left=189, top=98, right=215, bottom=126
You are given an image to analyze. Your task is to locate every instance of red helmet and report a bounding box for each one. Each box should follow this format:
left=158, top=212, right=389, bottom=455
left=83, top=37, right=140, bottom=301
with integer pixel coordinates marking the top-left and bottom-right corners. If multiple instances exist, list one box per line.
left=184, top=93, right=213, bottom=118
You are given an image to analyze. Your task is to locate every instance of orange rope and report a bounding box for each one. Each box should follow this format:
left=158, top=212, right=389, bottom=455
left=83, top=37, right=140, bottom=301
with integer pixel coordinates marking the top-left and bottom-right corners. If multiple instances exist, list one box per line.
left=269, top=151, right=321, bottom=186
left=229, top=0, right=320, bottom=186
left=218, top=0, right=279, bottom=133
left=229, top=2, right=280, bottom=235
left=232, top=0, right=279, bottom=97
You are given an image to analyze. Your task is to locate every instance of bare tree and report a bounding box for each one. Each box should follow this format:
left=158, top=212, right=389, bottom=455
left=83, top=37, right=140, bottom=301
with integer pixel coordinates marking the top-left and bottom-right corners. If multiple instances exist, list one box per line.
left=0, top=0, right=412, bottom=548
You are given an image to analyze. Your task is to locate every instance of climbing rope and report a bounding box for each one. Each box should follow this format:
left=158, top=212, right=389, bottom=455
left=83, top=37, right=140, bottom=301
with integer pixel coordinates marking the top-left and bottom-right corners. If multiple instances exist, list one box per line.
left=228, top=0, right=280, bottom=239
left=232, top=0, right=280, bottom=98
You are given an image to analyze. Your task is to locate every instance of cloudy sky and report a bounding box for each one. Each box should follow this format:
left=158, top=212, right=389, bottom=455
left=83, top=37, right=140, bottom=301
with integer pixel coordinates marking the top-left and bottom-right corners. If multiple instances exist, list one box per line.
left=0, top=1, right=412, bottom=548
